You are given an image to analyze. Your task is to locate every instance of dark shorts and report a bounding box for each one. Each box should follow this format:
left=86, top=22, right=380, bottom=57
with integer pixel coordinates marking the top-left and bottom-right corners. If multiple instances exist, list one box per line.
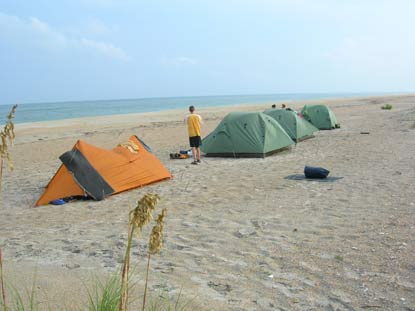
left=189, top=136, right=201, bottom=148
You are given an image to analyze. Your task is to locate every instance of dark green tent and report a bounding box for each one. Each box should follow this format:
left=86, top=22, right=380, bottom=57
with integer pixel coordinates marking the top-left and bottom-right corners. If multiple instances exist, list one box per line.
left=301, top=105, right=340, bottom=130
left=201, top=112, right=294, bottom=157
left=264, top=108, right=319, bottom=142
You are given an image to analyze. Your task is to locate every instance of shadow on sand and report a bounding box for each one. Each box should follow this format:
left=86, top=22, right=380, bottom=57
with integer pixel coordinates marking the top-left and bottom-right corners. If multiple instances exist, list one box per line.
left=284, top=174, right=344, bottom=183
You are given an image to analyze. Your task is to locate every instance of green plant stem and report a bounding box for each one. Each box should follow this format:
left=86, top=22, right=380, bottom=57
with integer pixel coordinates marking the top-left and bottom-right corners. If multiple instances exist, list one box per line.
left=0, top=248, right=7, bottom=311
left=118, top=224, right=134, bottom=311
left=142, top=253, right=151, bottom=311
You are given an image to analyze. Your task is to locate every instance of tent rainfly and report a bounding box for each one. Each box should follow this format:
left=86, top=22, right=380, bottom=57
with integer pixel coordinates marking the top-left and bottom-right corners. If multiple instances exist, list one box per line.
left=301, top=105, right=340, bottom=130
left=35, top=135, right=172, bottom=206
left=264, top=108, right=319, bottom=142
left=201, top=112, right=294, bottom=158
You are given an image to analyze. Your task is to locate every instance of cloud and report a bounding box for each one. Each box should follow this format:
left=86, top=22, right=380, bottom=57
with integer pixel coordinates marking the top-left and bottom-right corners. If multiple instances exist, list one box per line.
left=0, top=12, right=130, bottom=61
left=29, top=17, right=68, bottom=47
left=80, top=38, right=129, bottom=61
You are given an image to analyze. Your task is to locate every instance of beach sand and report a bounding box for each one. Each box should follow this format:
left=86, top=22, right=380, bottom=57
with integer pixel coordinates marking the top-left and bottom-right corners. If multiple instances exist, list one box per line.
left=1, top=95, right=415, bottom=310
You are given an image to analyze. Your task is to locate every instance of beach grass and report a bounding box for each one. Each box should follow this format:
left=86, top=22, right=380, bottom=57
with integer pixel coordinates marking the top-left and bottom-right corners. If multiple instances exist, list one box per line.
left=5, top=280, right=40, bottom=311
left=334, top=255, right=344, bottom=262
left=381, top=104, right=393, bottom=110
left=0, top=105, right=17, bottom=188
left=86, top=274, right=123, bottom=311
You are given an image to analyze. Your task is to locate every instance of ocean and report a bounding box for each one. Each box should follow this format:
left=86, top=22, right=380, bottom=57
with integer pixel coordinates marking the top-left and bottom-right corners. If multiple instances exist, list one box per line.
left=0, top=93, right=378, bottom=124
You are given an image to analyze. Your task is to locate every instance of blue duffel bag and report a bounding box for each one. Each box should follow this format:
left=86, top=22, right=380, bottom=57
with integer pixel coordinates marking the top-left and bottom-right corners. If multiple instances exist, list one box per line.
left=304, top=166, right=330, bottom=179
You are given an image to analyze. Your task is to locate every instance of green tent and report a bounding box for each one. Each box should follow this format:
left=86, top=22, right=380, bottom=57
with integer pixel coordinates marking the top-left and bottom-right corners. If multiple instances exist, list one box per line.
left=201, top=112, right=294, bottom=157
left=301, top=105, right=340, bottom=130
left=264, top=108, right=319, bottom=142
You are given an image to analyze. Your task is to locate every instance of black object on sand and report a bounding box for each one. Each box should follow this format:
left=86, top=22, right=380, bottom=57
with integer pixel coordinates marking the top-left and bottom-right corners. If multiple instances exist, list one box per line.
left=304, top=166, right=330, bottom=179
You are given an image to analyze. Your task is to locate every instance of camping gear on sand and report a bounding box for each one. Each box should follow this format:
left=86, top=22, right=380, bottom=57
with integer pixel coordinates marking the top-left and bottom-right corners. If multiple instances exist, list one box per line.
left=201, top=112, right=294, bottom=158
left=263, top=108, right=319, bottom=142
left=170, top=153, right=189, bottom=159
left=170, top=149, right=191, bottom=159
left=301, top=105, right=340, bottom=130
left=304, top=166, right=330, bottom=179
left=35, top=135, right=172, bottom=206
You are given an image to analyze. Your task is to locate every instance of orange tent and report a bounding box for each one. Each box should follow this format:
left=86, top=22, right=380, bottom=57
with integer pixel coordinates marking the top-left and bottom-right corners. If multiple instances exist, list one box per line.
left=35, top=135, right=172, bottom=206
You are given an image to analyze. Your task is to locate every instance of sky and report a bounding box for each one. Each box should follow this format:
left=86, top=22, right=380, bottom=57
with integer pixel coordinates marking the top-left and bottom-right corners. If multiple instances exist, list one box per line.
left=0, top=0, right=414, bottom=104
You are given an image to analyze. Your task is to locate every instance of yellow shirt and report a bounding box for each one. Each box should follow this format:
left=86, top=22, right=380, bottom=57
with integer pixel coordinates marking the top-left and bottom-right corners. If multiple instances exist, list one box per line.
left=186, top=114, right=202, bottom=137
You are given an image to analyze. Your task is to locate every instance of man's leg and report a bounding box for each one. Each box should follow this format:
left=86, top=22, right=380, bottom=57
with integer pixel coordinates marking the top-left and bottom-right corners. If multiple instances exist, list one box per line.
left=192, top=147, right=197, bottom=161
left=196, top=147, right=201, bottom=162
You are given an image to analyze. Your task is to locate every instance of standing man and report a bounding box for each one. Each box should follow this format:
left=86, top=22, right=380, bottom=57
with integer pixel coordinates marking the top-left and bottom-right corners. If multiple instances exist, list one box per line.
left=185, top=105, right=202, bottom=165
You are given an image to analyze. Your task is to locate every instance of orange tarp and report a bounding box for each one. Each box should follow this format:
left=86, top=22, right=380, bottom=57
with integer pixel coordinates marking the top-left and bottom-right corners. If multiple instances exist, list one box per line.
left=35, top=136, right=172, bottom=206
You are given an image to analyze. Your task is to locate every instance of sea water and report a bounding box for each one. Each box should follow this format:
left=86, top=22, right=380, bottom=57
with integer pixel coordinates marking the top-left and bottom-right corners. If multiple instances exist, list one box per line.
left=0, top=92, right=379, bottom=124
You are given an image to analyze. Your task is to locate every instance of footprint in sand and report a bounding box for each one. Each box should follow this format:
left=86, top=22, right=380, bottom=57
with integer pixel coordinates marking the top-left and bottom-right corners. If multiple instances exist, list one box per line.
left=207, top=281, right=232, bottom=295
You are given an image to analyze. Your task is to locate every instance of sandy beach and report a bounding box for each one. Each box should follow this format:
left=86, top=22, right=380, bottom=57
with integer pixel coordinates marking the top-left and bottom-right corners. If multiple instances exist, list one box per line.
left=1, top=95, right=415, bottom=310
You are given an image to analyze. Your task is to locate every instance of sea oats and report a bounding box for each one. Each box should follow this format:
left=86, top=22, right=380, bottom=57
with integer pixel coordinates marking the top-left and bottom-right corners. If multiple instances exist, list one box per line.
left=143, top=208, right=167, bottom=310
left=119, top=193, right=160, bottom=311
left=0, top=105, right=17, bottom=168
left=129, top=194, right=160, bottom=237
left=149, top=208, right=167, bottom=255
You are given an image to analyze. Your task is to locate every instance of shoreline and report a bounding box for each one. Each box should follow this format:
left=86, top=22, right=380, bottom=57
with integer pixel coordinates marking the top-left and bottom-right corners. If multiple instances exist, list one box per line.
left=11, top=92, right=414, bottom=128
left=14, top=93, right=413, bottom=132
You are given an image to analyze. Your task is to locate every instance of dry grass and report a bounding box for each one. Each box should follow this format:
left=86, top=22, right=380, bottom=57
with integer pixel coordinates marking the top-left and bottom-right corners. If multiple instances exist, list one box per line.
left=0, top=105, right=17, bottom=188
left=143, top=209, right=167, bottom=311
left=119, top=194, right=160, bottom=311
